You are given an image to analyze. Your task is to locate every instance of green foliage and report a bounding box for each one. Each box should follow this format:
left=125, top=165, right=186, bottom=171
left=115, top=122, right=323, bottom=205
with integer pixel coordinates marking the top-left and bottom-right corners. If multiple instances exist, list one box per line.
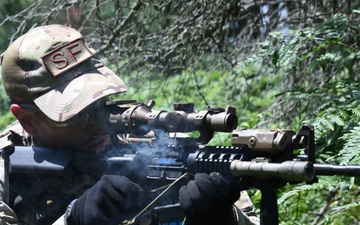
left=277, top=178, right=360, bottom=225
left=340, top=126, right=360, bottom=165
left=0, top=0, right=40, bottom=52
left=251, top=12, right=360, bottom=225
left=119, top=65, right=279, bottom=130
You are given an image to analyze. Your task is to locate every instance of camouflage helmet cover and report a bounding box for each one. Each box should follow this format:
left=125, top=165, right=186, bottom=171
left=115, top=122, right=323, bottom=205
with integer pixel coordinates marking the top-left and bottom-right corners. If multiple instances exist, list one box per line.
left=1, top=24, right=128, bottom=122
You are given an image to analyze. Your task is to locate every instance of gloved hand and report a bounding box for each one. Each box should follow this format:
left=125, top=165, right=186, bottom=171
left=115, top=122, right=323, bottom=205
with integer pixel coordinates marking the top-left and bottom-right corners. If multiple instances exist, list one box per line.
left=179, top=172, right=240, bottom=225
left=65, top=175, right=143, bottom=225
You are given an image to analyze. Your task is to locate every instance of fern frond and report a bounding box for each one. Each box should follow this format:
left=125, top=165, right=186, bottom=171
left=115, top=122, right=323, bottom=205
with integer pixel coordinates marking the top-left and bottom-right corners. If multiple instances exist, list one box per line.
left=332, top=201, right=360, bottom=212
left=339, top=125, right=360, bottom=164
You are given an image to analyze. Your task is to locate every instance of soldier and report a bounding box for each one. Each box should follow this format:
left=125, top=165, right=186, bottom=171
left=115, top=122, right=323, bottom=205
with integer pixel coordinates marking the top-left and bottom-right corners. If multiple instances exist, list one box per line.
left=0, top=24, right=259, bottom=225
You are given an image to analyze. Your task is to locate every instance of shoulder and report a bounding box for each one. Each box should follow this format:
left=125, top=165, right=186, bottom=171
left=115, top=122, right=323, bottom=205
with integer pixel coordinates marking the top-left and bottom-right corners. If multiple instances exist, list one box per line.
left=233, top=191, right=260, bottom=225
left=0, top=200, right=20, bottom=224
left=0, top=121, right=29, bottom=149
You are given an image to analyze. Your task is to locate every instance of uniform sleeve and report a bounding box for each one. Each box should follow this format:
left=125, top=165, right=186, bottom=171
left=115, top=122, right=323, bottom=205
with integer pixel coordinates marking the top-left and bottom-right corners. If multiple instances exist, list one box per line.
left=51, top=215, right=65, bottom=225
left=233, top=191, right=260, bottom=225
left=0, top=122, right=26, bottom=225
left=0, top=201, right=21, bottom=225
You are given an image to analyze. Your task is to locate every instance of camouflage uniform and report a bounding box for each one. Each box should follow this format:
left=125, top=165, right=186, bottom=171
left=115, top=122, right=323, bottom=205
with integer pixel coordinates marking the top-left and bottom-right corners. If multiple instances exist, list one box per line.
left=0, top=121, right=93, bottom=225
left=0, top=25, right=260, bottom=225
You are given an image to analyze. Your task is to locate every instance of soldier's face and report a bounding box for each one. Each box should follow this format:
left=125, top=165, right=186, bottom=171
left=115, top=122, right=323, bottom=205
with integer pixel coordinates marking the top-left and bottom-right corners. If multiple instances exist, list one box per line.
left=30, top=102, right=110, bottom=152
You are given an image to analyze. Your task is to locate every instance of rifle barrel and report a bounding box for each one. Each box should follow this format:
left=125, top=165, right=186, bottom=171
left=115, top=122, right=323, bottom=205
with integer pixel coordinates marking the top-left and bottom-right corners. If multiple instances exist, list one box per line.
left=314, top=164, right=360, bottom=176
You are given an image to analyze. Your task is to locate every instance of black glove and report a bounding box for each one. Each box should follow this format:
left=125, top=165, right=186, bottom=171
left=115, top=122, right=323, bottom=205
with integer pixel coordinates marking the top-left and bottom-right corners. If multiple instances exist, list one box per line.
left=66, top=175, right=143, bottom=225
left=179, top=172, right=240, bottom=225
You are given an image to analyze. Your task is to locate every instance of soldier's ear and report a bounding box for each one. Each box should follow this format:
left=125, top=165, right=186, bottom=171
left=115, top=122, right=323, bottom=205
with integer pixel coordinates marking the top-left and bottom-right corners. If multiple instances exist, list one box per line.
left=10, top=104, right=38, bottom=135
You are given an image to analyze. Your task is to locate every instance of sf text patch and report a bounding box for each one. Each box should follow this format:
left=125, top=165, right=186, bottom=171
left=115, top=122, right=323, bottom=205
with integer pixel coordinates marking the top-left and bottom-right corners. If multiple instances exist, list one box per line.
left=41, top=38, right=93, bottom=77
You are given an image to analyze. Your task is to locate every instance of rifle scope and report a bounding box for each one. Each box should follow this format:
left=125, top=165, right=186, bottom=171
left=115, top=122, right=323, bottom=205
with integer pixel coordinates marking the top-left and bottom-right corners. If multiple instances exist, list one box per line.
left=98, top=100, right=238, bottom=140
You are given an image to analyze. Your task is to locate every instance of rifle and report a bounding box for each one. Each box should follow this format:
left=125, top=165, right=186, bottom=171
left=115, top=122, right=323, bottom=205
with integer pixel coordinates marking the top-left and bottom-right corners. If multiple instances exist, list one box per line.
left=3, top=100, right=360, bottom=225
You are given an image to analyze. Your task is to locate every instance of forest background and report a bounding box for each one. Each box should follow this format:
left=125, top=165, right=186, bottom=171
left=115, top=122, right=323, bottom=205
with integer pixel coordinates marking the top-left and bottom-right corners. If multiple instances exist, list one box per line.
left=1, top=0, right=360, bottom=224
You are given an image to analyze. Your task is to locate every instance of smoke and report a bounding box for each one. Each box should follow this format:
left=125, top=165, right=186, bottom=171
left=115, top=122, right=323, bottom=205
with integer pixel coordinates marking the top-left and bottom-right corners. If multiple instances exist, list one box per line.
left=102, top=128, right=186, bottom=181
